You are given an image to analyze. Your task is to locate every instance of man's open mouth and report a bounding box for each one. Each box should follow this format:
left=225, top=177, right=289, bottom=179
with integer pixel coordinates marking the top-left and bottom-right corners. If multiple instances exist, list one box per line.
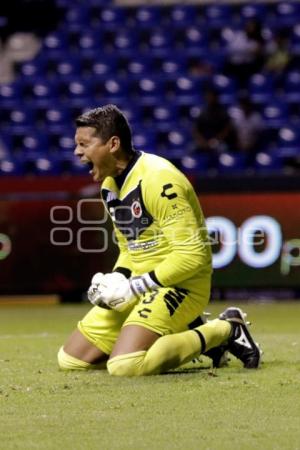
left=80, top=159, right=94, bottom=171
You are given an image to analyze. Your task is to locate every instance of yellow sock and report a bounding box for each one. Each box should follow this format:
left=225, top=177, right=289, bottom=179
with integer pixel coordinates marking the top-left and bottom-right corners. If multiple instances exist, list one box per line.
left=107, top=319, right=231, bottom=376
left=57, top=347, right=106, bottom=370
left=194, top=318, right=232, bottom=352
left=108, top=329, right=201, bottom=376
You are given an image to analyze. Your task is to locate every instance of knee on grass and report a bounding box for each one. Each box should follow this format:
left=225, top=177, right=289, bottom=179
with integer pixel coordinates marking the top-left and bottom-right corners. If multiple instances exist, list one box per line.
left=57, top=347, right=97, bottom=370
left=107, top=351, right=148, bottom=377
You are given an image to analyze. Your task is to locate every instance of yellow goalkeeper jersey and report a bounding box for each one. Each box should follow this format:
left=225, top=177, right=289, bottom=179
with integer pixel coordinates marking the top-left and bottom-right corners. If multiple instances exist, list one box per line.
left=101, top=151, right=212, bottom=297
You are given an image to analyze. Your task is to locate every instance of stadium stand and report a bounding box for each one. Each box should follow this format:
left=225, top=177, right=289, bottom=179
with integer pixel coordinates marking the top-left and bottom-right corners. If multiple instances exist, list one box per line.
left=0, top=1, right=300, bottom=175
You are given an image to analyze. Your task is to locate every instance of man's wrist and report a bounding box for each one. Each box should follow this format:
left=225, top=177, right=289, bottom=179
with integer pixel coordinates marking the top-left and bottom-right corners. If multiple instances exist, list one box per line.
left=148, top=271, right=163, bottom=287
left=129, top=273, right=160, bottom=297
left=113, top=266, right=132, bottom=279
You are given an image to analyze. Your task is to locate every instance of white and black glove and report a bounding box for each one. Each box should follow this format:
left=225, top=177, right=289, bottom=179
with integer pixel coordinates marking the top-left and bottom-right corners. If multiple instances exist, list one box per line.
left=87, top=272, right=159, bottom=312
left=87, top=272, right=105, bottom=306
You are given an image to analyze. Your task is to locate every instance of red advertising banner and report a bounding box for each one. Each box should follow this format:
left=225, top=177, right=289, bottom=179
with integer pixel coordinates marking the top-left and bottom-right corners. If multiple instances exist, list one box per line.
left=0, top=192, right=299, bottom=294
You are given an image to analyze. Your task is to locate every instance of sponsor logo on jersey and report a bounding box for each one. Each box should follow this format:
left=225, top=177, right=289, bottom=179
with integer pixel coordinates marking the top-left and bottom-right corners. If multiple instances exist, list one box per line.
left=128, top=239, right=158, bottom=251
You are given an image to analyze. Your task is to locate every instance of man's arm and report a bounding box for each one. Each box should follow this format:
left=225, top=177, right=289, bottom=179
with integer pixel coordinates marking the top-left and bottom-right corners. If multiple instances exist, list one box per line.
left=144, top=169, right=211, bottom=287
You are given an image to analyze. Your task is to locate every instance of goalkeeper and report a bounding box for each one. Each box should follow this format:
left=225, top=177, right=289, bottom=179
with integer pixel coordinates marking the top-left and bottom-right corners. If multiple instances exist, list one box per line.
left=58, top=105, right=261, bottom=375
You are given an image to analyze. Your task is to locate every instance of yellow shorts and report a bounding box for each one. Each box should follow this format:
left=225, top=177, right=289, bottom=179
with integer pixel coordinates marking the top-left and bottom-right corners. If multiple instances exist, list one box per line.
left=78, top=277, right=210, bottom=355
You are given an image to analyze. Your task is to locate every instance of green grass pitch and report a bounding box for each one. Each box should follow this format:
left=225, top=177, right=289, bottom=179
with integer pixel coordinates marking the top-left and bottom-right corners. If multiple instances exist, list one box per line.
left=0, top=301, right=299, bottom=450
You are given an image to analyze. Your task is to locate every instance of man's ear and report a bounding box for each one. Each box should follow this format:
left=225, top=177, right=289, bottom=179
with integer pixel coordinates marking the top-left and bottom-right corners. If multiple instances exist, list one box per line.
left=109, top=136, right=121, bottom=154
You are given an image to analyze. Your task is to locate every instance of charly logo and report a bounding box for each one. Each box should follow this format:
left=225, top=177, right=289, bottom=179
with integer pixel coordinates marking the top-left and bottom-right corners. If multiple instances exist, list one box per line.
left=131, top=200, right=142, bottom=218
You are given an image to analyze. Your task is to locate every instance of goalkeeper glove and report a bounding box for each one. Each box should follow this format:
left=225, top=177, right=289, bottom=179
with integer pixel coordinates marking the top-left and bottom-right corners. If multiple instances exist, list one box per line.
left=87, top=272, right=159, bottom=312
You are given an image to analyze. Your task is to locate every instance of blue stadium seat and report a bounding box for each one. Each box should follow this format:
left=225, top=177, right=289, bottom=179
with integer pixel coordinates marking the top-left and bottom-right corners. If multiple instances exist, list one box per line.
left=65, top=6, right=91, bottom=27
left=8, top=128, right=49, bottom=154
left=43, top=32, right=69, bottom=55
left=217, top=152, right=246, bottom=173
left=3, top=106, right=35, bottom=128
left=284, top=71, right=300, bottom=102
left=168, top=5, right=198, bottom=26
left=59, top=77, right=93, bottom=101
left=9, top=105, right=36, bottom=129
left=17, top=153, right=61, bottom=175
left=212, top=74, right=237, bottom=104
left=133, top=6, right=162, bottom=27
left=157, top=128, right=190, bottom=155
left=261, top=101, right=289, bottom=129
left=24, top=78, right=58, bottom=105
left=80, top=53, right=116, bottom=76
left=172, top=76, right=203, bottom=104
left=123, top=57, right=152, bottom=77
left=98, top=77, right=129, bottom=103
left=254, top=151, right=283, bottom=171
left=204, top=4, right=233, bottom=28
left=269, top=2, right=300, bottom=27
left=47, top=55, right=82, bottom=77
left=248, top=73, right=274, bottom=104
left=277, top=125, right=300, bottom=155
left=132, top=129, right=157, bottom=152
left=239, top=4, right=267, bottom=22
left=152, top=104, right=179, bottom=122
left=76, top=31, right=103, bottom=52
left=0, top=157, right=24, bottom=176
left=146, top=104, right=179, bottom=130
left=109, top=29, right=139, bottom=52
left=180, top=154, right=210, bottom=173
left=179, top=26, right=208, bottom=52
left=158, top=56, right=187, bottom=77
left=131, top=77, right=164, bottom=105
left=143, top=29, right=173, bottom=53
left=0, top=82, right=23, bottom=105
left=38, top=104, right=71, bottom=128
left=178, top=103, right=203, bottom=123
left=99, top=7, right=126, bottom=28
left=48, top=128, right=75, bottom=152
left=34, top=155, right=61, bottom=175
left=19, top=57, right=46, bottom=78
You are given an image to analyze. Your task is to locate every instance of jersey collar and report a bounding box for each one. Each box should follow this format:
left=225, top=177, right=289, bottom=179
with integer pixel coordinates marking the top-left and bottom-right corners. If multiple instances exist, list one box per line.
left=114, top=150, right=142, bottom=190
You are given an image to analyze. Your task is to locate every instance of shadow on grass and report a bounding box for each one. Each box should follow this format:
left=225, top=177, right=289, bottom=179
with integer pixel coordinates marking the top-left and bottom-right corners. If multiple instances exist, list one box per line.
left=166, top=365, right=215, bottom=375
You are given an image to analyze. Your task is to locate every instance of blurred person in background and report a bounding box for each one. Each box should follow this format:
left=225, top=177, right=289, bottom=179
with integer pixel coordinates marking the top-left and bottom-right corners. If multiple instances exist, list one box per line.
left=223, top=19, right=265, bottom=88
left=194, top=87, right=238, bottom=155
left=231, top=94, right=265, bottom=159
left=264, top=29, right=292, bottom=78
left=0, top=0, right=59, bottom=82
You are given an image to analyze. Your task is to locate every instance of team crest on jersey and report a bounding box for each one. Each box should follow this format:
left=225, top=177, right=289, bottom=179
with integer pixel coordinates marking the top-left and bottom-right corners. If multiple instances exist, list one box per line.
left=131, top=200, right=142, bottom=218
left=102, top=183, right=153, bottom=240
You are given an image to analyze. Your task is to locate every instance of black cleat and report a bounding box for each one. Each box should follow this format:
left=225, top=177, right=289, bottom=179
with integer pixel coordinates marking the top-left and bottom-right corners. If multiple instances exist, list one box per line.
left=190, top=313, right=230, bottom=368
left=204, top=345, right=230, bottom=368
left=219, top=307, right=261, bottom=369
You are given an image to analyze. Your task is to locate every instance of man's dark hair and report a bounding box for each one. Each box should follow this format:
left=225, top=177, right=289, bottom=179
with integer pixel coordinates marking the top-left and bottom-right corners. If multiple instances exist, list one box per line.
left=75, top=104, right=134, bottom=153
